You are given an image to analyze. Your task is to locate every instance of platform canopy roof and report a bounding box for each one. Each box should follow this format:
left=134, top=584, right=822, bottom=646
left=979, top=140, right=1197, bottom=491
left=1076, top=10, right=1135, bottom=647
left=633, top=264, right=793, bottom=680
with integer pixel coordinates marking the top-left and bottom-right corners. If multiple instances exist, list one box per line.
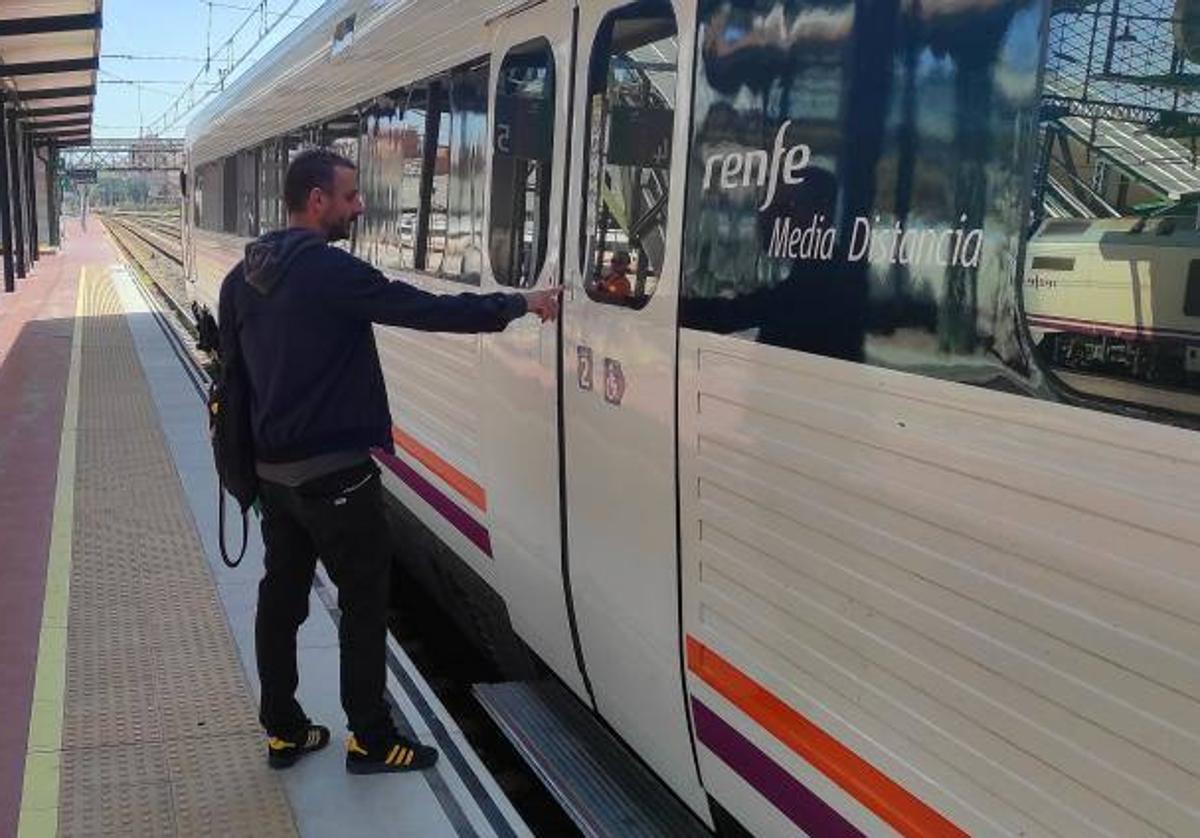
left=0, top=1, right=102, bottom=147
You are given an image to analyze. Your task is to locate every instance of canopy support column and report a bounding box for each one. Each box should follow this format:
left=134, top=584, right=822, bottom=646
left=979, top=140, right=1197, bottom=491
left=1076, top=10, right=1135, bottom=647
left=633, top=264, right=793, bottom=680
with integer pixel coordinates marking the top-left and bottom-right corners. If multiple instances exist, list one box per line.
left=0, top=98, right=15, bottom=292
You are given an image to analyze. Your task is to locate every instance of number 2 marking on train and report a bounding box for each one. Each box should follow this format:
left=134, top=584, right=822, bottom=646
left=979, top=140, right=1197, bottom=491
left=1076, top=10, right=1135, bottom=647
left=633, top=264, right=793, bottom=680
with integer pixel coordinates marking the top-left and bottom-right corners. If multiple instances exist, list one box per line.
left=577, top=345, right=593, bottom=391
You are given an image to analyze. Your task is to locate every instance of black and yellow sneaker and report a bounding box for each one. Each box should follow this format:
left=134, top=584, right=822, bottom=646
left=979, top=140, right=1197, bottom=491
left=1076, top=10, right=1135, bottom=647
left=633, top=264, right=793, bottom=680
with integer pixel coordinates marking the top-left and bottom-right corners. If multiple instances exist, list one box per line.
left=345, top=734, right=439, bottom=774
left=267, top=724, right=331, bottom=769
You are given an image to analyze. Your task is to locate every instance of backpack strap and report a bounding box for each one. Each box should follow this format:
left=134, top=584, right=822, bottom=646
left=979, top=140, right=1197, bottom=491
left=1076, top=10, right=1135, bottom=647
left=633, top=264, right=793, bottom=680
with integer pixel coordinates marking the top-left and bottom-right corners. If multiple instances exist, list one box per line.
left=217, top=475, right=250, bottom=569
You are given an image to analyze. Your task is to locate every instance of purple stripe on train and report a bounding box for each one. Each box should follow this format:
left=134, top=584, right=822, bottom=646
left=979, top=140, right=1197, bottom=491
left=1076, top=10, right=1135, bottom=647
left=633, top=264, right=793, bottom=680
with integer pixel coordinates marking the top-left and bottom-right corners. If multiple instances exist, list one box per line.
left=691, top=699, right=864, bottom=837
left=374, top=448, right=493, bottom=557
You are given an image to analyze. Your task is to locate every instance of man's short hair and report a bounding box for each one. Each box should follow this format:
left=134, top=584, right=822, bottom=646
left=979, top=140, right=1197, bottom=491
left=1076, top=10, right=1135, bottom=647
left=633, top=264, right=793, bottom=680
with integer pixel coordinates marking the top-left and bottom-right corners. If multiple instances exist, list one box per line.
left=284, top=148, right=357, bottom=212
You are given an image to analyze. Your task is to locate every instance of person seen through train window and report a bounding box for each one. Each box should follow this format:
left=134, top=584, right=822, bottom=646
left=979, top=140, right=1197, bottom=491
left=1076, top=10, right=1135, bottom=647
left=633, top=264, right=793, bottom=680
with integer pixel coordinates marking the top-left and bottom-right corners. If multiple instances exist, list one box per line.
left=588, top=249, right=634, bottom=304
left=218, top=148, right=560, bottom=775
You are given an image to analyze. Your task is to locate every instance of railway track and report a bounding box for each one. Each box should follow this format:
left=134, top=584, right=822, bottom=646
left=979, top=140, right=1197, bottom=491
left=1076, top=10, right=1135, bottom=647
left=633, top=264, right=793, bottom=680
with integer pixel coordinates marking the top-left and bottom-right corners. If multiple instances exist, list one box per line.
left=100, top=213, right=193, bottom=329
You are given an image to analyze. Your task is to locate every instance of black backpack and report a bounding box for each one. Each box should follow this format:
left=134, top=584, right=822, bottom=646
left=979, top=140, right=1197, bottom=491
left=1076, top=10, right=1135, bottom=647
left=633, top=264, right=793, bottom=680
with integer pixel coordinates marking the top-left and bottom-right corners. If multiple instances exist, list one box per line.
left=202, top=304, right=259, bottom=568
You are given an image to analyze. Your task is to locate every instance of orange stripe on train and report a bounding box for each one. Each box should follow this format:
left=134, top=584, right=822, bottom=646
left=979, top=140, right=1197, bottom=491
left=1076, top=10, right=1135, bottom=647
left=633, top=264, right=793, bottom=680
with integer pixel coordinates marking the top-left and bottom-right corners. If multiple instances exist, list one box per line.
left=687, top=636, right=967, bottom=838
left=391, top=425, right=487, bottom=513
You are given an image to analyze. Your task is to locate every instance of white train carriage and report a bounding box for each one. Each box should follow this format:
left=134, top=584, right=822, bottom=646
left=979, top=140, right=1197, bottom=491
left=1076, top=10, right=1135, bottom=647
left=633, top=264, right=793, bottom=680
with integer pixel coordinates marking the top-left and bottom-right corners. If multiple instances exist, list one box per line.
left=1025, top=216, right=1200, bottom=387
left=185, top=1, right=1200, bottom=835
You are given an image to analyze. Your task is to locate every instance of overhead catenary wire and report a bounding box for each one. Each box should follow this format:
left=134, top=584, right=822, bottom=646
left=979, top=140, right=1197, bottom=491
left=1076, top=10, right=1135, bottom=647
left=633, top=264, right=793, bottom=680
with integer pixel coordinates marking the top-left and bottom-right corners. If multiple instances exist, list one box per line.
left=102, top=54, right=209, bottom=63
left=204, top=1, right=306, bottom=21
left=142, top=0, right=310, bottom=138
left=98, top=68, right=186, bottom=101
left=100, top=80, right=191, bottom=86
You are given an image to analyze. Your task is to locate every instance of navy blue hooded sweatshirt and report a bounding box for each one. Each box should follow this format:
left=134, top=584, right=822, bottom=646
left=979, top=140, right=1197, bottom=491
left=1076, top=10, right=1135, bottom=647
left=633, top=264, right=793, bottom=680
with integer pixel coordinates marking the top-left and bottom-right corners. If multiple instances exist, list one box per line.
left=218, top=228, right=526, bottom=464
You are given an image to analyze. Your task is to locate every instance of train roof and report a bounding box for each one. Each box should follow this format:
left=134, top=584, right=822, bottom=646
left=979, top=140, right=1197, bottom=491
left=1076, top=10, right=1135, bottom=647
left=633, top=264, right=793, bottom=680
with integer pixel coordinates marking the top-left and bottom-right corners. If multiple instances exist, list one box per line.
left=185, top=0, right=530, bottom=167
left=1034, top=215, right=1200, bottom=244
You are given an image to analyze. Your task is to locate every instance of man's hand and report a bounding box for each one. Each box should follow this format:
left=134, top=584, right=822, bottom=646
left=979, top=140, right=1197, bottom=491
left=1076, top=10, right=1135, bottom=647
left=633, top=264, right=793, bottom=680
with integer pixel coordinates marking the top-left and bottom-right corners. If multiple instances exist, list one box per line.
left=523, top=287, right=562, bottom=323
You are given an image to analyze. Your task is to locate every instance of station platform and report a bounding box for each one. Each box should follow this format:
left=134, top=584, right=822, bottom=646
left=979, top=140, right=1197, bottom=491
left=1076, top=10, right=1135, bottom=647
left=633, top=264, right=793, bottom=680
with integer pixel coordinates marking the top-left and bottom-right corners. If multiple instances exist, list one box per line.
left=0, top=222, right=531, bottom=838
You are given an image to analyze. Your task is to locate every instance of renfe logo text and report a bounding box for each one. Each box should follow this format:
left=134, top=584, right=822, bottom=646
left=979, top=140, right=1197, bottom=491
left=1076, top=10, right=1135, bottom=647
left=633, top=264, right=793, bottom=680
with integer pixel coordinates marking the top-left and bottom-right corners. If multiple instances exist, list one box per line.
left=702, top=121, right=985, bottom=269
left=702, top=120, right=810, bottom=211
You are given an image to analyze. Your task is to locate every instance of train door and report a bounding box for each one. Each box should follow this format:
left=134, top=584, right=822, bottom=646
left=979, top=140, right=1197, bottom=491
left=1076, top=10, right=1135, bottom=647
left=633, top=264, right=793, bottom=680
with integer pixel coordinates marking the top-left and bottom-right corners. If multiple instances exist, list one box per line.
left=481, top=1, right=589, bottom=700
left=560, top=0, right=707, bottom=815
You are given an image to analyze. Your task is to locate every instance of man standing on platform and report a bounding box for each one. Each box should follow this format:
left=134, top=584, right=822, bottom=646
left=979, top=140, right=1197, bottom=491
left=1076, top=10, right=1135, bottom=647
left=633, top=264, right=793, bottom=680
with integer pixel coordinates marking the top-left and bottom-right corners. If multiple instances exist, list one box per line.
left=218, top=149, right=559, bottom=774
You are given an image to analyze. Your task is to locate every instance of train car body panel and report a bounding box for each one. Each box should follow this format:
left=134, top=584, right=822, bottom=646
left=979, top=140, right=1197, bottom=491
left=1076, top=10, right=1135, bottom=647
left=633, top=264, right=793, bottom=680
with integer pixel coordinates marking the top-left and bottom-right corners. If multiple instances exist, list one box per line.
left=678, top=333, right=1200, bottom=836
left=375, top=295, right=494, bottom=580
left=187, top=228, right=245, bottom=316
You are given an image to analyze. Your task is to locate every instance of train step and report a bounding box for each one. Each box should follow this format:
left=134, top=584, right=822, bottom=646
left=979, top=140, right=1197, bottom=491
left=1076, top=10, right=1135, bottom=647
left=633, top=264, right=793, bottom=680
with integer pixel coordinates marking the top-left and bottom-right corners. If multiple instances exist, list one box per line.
left=472, top=680, right=708, bottom=838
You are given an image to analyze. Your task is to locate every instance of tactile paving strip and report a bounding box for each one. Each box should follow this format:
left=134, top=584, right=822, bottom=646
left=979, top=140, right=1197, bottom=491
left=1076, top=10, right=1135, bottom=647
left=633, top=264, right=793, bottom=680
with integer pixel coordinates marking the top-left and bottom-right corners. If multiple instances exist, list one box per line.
left=58, top=271, right=297, bottom=836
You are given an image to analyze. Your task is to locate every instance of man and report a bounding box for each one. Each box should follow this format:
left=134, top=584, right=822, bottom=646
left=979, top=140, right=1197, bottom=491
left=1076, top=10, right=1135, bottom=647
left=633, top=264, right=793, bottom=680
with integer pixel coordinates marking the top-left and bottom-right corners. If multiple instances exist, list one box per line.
left=218, top=149, right=559, bottom=774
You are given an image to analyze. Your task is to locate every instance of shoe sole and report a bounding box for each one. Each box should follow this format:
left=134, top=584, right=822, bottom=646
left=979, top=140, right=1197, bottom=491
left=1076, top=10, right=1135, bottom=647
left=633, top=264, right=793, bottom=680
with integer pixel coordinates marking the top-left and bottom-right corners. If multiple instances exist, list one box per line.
left=268, top=745, right=329, bottom=770
left=345, top=758, right=438, bottom=775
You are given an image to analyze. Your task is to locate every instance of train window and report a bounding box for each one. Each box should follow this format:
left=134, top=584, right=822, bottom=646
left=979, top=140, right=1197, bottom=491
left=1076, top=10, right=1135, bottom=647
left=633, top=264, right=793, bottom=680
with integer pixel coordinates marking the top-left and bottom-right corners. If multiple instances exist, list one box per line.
left=222, top=156, right=238, bottom=234
left=410, top=65, right=490, bottom=284
left=490, top=39, right=555, bottom=288
left=680, top=0, right=1200, bottom=429
left=322, top=112, right=362, bottom=252
left=358, top=90, right=428, bottom=271
left=358, top=97, right=402, bottom=269
left=322, top=112, right=361, bottom=165
left=196, top=159, right=226, bottom=233
left=286, top=130, right=313, bottom=165
left=194, top=162, right=208, bottom=230
left=1186, top=261, right=1200, bottom=317
left=194, top=164, right=207, bottom=229
left=235, top=149, right=258, bottom=238
left=581, top=1, right=678, bottom=309
left=258, top=140, right=284, bottom=235
left=442, top=64, right=489, bottom=283
left=425, top=83, right=452, bottom=274
left=192, top=168, right=202, bottom=228
left=682, top=0, right=1043, bottom=366
left=357, top=62, right=487, bottom=282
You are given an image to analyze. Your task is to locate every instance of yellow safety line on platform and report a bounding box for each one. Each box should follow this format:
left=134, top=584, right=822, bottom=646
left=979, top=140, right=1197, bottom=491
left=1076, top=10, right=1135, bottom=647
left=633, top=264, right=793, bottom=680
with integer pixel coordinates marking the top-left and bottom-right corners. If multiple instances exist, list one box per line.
left=16, top=266, right=86, bottom=838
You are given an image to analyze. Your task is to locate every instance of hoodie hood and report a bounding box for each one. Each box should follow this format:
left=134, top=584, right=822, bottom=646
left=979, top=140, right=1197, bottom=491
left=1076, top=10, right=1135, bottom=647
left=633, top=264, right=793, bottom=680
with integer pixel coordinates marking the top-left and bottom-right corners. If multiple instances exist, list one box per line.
left=243, top=228, right=325, bottom=295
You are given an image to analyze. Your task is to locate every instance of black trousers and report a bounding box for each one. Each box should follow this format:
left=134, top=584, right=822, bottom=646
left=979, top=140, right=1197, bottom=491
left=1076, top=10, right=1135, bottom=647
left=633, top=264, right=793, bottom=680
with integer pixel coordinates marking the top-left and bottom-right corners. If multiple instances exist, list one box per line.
left=256, top=461, right=396, bottom=741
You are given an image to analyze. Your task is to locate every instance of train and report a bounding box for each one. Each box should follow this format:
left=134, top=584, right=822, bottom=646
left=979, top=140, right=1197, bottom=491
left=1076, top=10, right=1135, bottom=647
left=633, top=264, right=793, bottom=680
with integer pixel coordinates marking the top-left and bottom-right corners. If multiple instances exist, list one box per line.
left=1024, top=213, right=1200, bottom=411
left=183, top=1, right=1200, bottom=835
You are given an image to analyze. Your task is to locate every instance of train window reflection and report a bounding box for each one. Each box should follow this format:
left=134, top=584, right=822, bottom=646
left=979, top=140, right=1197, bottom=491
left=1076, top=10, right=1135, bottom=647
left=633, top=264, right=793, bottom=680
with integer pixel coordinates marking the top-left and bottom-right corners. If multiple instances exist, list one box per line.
left=359, top=64, right=487, bottom=283
left=677, top=0, right=1200, bottom=429
left=258, top=140, right=284, bottom=235
left=490, top=39, right=555, bottom=289
left=235, top=149, right=257, bottom=238
left=322, top=113, right=361, bottom=164
left=1025, top=215, right=1200, bottom=416
left=582, top=1, right=678, bottom=310
left=1186, top=262, right=1200, bottom=317
left=222, top=155, right=238, bottom=234
left=1018, top=2, right=1200, bottom=427
left=426, top=83, right=452, bottom=275
left=442, top=64, right=489, bottom=283
left=195, top=160, right=221, bottom=232
left=359, top=90, right=428, bottom=271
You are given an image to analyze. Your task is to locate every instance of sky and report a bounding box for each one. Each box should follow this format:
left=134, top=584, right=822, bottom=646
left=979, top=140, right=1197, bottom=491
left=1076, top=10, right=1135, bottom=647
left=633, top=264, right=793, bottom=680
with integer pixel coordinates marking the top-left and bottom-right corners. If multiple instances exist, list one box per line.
left=94, top=0, right=329, bottom=139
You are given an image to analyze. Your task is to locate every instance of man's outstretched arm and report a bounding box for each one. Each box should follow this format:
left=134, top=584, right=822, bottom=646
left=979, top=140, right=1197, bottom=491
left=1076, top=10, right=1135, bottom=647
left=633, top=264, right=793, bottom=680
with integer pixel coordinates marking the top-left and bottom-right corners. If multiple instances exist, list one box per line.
left=323, top=253, right=560, bottom=332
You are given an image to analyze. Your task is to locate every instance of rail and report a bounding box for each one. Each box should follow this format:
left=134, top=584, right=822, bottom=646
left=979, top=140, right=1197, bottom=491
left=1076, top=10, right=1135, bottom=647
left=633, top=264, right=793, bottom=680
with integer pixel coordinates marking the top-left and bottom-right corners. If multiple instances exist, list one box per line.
left=99, top=213, right=193, bottom=328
